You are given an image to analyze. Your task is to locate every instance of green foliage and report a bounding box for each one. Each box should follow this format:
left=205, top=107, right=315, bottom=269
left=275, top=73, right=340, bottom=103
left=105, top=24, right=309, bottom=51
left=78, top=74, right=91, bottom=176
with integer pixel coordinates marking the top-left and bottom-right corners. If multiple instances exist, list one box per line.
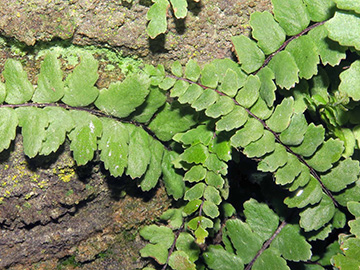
left=2, top=0, right=360, bottom=269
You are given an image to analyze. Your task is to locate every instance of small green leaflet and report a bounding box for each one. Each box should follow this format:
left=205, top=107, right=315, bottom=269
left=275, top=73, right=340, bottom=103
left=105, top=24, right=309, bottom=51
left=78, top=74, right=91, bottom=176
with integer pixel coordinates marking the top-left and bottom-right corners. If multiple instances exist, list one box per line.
left=140, top=139, right=164, bottom=191
left=244, top=199, right=279, bottom=243
left=185, top=59, right=201, bottom=81
left=203, top=245, right=244, bottom=270
left=95, top=73, right=150, bottom=118
left=0, top=108, right=18, bottom=152
left=175, top=233, right=200, bottom=262
left=201, top=63, right=219, bottom=88
left=168, top=251, right=196, bottom=270
left=40, top=107, right=74, bottom=155
left=333, top=0, right=360, bottom=13
left=184, top=165, right=207, bottom=182
left=308, top=24, right=347, bottom=67
left=269, top=51, right=299, bottom=90
left=272, top=0, right=310, bottom=35
left=266, top=97, right=294, bottom=133
left=243, top=130, right=275, bottom=158
left=235, top=75, right=260, bottom=108
left=285, top=35, right=319, bottom=80
left=291, top=123, right=325, bottom=157
left=275, top=154, right=302, bottom=186
left=67, top=111, right=102, bottom=166
left=303, top=0, right=336, bottom=22
left=205, top=96, right=234, bottom=118
left=250, top=11, right=286, bottom=55
left=252, top=248, right=290, bottom=270
left=231, top=35, right=265, bottom=74
left=270, top=224, right=312, bottom=261
left=300, top=195, right=336, bottom=232
left=326, top=10, right=360, bottom=51
left=216, top=106, right=248, bottom=132
left=339, top=60, right=360, bottom=101
left=32, top=53, right=64, bottom=103
left=279, top=113, right=308, bottom=146
left=16, top=107, right=49, bottom=158
left=258, top=143, right=288, bottom=172
left=3, top=59, right=34, bottom=104
left=169, top=0, right=187, bottom=18
left=148, top=102, right=197, bottom=141
left=162, top=150, right=185, bottom=200
left=98, top=118, right=129, bottom=178
left=139, top=225, right=174, bottom=264
left=225, top=219, right=263, bottom=264
left=62, top=53, right=99, bottom=107
left=146, top=0, right=168, bottom=39
left=126, top=127, right=151, bottom=179
left=257, top=67, right=276, bottom=107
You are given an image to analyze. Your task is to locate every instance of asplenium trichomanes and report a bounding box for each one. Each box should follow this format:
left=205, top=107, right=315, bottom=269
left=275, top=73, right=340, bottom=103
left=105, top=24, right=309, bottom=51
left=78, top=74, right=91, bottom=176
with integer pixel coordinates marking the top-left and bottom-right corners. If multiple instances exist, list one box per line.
left=1, top=0, right=360, bottom=269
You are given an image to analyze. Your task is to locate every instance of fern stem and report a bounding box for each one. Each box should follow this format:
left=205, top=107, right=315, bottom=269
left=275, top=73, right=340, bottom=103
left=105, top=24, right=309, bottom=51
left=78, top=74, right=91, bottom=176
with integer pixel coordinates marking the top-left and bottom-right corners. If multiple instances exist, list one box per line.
left=245, top=220, right=287, bottom=270
left=165, top=75, right=339, bottom=206
left=253, top=20, right=327, bottom=75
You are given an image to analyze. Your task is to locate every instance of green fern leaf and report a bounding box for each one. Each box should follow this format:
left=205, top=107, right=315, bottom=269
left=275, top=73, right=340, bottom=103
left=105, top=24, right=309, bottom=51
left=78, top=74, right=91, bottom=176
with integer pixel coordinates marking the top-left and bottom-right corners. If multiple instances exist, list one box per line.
left=140, top=140, right=164, bottom=191
left=201, top=63, right=219, bottom=88
left=168, top=251, right=196, bottom=270
left=308, top=24, right=347, bottom=67
left=303, top=0, right=336, bottom=21
left=231, top=35, right=265, bottom=74
left=230, top=117, right=265, bottom=148
left=95, top=73, right=150, bottom=118
left=321, top=159, right=360, bottom=192
left=171, top=60, right=183, bottom=77
left=204, top=153, right=227, bottom=175
left=0, top=82, right=5, bottom=104
left=339, top=60, right=360, bottom=101
left=184, top=165, right=207, bottom=182
left=0, top=108, right=18, bottom=152
left=32, top=53, right=64, bottom=103
left=148, top=102, right=197, bottom=141
left=40, top=107, right=74, bottom=155
left=175, top=232, right=200, bottom=262
left=252, top=248, right=289, bottom=270
left=170, top=80, right=189, bottom=98
left=203, top=200, right=220, bottom=218
left=258, top=143, right=288, bottom=173
left=270, top=224, right=312, bottom=261
left=250, top=97, right=274, bottom=119
left=162, top=150, right=185, bottom=200
left=257, top=66, right=276, bottom=107
left=139, top=225, right=174, bottom=264
left=146, top=0, right=168, bottom=39
left=184, top=182, right=206, bottom=201
left=169, top=0, right=187, bottom=18
left=216, top=106, right=248, bottom=132
left=225, top=219, right=263, bottom=264
left=204, top=185, right=221, bottom=205
left=16, top=107, right=49, bottom=158
left=235, top=75, right=260, bottom=108
left=306, top=138, right=344, bottom=172
left=185, top=59, right=201, bottom=81
left=291, top=123, right=325, bottom=157
left=126, top=127, right=151, bottom=179
left=326, top=10, right=360, bottom=50
left=333, top=0, right=360, bottom=13
left=203, top=245, right=244, bottom=270
left=250, top=11, right=286, bottom=55
left=219, top=68, right=242, bottom=97
left=205, top=96, right=234, bottom=118
left=62, top=53, right=99, bottom=107
left=269, top=51, right=299, bottom=89
left=191, top=89, right=218, bottom=111
left=173, top=125, right=213, bottom=146
left=180, top=144, right=209, bottom=164
left=285, top=35, right=320, bottom=80
left=272, top=0, right=310, bottom=35
left=274, top=154, right=302, bottom=185
left=178, top=84, right=203, bottom=104
left=279, top=113, right=308, bottom=146
left=98, top=118, right=129, bottom=177
left=244, top=199, right=279, bottom=243
left=300, top=195, right=336, bottom=231
left=67, top=111, right=102, bottom=165
left=284, top=176, right=323, bottom=208
left=205, top=171, right=224, bottom=189
left=243, top=130, right=275, bottom=158
left=266, top=97, right=294, bottom=132
left=3, top=59, right=34, bottom=104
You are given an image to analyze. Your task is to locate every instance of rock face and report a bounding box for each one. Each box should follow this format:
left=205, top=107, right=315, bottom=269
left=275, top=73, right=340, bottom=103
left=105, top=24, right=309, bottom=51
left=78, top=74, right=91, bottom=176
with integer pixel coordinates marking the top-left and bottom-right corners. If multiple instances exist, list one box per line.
left=0, top=0, right=272, bottom=66
left=0, top=0, right=272, bottom=268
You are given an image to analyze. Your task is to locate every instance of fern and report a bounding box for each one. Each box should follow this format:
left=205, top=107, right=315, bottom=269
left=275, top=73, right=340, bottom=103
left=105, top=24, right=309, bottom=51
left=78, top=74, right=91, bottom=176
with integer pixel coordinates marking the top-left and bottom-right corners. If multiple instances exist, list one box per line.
left=1, top=0, right=360, bottom=269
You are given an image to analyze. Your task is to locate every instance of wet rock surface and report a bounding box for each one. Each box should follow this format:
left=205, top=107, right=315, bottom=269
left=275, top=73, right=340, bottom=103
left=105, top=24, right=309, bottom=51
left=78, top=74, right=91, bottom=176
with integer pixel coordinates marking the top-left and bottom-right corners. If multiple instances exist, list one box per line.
left=0, top=0, right=272, bottom=66
left=0, top=135, right=170, bottom=269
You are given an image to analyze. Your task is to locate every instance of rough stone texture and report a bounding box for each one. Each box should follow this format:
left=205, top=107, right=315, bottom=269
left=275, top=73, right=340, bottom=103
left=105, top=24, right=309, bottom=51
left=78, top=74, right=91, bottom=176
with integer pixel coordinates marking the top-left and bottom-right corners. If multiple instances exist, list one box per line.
left=0, top=135, right=170, bottom=269
left=0, top=0, right=273, bottom=269
left=0, top=0, right=272, bottom=67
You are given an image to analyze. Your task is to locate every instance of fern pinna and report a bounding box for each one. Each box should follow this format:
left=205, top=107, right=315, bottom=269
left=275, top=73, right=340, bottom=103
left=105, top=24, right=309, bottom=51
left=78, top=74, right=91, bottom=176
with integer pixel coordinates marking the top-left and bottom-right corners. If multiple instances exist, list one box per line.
left=0, top=0, right=360, bottom=269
